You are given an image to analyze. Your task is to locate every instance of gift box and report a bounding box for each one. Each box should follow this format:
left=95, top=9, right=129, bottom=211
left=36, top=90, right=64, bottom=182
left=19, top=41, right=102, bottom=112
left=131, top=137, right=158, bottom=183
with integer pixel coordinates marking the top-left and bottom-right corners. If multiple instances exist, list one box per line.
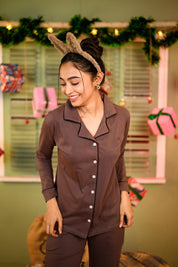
left=128, top=177, right=147, bottom=207
left=148, top=107, right=177, bottom=136
left=0, top=64, right=25, bottom=93
left=32, top=87, right=57, bottom=118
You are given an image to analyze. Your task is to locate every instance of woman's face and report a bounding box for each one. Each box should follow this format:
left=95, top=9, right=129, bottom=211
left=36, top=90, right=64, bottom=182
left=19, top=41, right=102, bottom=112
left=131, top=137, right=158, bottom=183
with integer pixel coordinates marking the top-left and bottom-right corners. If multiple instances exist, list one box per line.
left=59, top=61, right=97, bottom=107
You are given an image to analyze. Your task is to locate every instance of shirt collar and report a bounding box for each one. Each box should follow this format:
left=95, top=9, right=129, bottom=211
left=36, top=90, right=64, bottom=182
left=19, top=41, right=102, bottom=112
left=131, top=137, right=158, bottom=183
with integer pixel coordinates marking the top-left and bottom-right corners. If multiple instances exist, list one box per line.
left=64, top=92, right=117, bottom=123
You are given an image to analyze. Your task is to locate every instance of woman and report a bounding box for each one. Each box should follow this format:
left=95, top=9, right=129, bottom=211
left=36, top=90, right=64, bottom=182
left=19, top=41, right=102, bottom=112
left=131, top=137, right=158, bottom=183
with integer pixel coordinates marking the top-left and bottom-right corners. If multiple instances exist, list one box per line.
left=36, top=32, right=134, bottom=267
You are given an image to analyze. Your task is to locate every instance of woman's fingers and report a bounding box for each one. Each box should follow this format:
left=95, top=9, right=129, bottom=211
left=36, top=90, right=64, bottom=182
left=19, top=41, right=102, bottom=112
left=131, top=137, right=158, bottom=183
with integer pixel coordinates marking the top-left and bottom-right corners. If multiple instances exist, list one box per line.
left=45, top=197, right=63, bottom=237
left=58, top=217, right=63, bottom=234
left=127, top=212, right=134, bottom=227
left=119, top=213, right=124, bottom=228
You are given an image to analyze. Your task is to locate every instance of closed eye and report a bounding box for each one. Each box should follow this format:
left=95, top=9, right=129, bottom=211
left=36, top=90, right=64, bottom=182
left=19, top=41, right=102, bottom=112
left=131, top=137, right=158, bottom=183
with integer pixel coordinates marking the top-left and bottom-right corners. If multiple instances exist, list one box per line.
left=72, top=82, right=79, bottom=86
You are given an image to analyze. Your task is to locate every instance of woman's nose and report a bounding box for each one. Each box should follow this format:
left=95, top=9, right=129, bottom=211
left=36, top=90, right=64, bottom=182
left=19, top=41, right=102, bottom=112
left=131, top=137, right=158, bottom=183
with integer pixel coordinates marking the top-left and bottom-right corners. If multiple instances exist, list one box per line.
left=63, top=85, right=73, bottom=95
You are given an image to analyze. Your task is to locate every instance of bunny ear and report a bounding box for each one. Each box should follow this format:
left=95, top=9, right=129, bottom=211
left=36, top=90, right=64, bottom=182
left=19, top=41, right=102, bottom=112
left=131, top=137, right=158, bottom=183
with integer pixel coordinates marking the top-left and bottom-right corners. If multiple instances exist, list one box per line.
left=48, top=34, right=69, bottom=55
left=66, top=32, right=101, bottom=72
left=48, top=32, right=101, bottom=73
left=66, top=32, right=82, bottom=53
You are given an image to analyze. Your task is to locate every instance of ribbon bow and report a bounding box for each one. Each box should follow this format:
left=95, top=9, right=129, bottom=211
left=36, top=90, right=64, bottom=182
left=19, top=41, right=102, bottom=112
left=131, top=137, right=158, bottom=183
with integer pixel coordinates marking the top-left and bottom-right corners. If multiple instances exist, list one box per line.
left=148, top=108, right=176, bottom=135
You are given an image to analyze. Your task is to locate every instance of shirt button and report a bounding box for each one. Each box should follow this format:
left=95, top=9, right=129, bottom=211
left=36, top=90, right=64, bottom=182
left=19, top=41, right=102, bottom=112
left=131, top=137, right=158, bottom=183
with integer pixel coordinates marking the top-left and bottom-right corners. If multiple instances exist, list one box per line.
left=91, top=190, right=95, bottom=194
left=92, top=175, right=96, bottom=179
left=93, top=142, right=97, bottom=147
left=89, top=205, right=93, bottom=209
left=88, top=219, right=91, bottom=223
left=93, top=160, right=97, bottom=164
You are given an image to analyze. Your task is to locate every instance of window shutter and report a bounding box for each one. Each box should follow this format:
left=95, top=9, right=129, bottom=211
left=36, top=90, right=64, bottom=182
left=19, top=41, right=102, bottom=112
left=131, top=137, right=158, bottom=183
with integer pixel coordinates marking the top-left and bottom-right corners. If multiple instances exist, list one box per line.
left=3, top=41, right=157, bottom=178
left=3, top=43, right=60, bottom=176
left=103, top=43, right=156, bottom=178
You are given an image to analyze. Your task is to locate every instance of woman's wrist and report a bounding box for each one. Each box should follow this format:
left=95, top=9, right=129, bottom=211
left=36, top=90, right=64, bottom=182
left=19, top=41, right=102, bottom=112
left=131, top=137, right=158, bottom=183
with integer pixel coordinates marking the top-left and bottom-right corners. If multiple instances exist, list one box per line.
left=47, top=197, right=57, bottom=207
left=121, top=190, right=129, bottom=200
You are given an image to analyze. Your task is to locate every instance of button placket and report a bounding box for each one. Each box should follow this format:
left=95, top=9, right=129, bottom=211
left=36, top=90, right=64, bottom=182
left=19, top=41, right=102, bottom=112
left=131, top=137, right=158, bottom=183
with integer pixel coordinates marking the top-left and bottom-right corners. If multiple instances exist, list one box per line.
left=87, top=141, right=98, bottom=224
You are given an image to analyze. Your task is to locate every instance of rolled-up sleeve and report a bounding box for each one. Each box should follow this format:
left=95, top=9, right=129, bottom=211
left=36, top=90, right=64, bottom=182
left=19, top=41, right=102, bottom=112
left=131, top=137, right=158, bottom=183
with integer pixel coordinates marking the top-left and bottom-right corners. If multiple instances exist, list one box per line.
left=117, top=112, right=130, bottom=192
left=36, top=116, right=57, bottom=202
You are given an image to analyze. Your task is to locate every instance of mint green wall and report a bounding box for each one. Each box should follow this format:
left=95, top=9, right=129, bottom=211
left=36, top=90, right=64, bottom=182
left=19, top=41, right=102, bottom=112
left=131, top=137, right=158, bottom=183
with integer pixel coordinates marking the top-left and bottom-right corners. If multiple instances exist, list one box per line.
left=0, top=1, right=178, bottom=266
left=0, top=0, right=178, bottom=21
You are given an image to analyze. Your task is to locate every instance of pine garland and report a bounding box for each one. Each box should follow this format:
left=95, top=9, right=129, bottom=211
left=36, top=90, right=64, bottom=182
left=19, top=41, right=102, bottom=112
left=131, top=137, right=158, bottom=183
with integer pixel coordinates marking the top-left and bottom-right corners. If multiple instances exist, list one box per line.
left=0, top=15, right=177, bottom=65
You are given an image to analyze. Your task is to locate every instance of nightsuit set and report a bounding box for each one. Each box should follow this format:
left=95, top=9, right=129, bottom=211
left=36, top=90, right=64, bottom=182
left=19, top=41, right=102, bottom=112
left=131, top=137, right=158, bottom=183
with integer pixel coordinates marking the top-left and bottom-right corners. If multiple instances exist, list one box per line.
left=36, top=92, right=130, bottom=267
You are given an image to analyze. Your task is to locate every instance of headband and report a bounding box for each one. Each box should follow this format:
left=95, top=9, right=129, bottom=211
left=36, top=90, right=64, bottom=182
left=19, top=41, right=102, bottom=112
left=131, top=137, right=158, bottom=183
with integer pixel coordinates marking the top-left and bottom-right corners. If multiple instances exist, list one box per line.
left=48, top=32, right=101, bottom=72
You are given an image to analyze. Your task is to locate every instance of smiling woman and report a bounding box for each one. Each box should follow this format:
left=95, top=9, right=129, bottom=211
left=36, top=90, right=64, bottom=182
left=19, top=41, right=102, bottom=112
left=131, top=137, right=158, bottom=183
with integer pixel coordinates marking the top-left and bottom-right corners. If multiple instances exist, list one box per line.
left=36, top=32, right=134, bottom=267
left=59, top=55, right=105, bottom=136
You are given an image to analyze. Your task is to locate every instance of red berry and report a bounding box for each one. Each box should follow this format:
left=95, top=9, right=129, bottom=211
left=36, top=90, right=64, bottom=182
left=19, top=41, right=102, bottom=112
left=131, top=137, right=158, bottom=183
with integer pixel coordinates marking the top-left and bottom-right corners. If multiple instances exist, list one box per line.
left=148, top=97, right=152, bottom=103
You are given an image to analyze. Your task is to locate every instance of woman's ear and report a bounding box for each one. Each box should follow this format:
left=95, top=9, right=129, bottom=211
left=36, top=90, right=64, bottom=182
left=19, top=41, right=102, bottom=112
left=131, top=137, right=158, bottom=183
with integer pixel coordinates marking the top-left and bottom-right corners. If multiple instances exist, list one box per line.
left=94, top=71, right=104, bottom=86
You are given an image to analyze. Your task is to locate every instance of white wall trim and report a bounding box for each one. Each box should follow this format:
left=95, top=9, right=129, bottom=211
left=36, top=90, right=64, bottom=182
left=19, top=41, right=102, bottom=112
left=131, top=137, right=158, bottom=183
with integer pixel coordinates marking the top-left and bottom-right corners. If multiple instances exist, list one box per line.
left=0, top=176, right=40, bottom=182
left=156, top=47, right=168, bottom=179
left=0, top=44, right=5, bottom=176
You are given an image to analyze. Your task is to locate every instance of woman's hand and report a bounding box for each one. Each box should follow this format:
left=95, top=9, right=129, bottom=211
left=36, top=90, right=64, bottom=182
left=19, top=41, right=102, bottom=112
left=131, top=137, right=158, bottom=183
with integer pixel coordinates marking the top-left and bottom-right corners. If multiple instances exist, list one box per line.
left=119, top=191, right=134, bottom=228
left=44, top=197, right=63, bottom=237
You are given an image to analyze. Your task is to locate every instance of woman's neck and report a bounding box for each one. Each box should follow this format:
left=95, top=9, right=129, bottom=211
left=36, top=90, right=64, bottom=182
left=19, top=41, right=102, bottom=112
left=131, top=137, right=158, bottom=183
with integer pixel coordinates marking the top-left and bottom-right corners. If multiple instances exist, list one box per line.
left=77, top=92, right=103, bottom=118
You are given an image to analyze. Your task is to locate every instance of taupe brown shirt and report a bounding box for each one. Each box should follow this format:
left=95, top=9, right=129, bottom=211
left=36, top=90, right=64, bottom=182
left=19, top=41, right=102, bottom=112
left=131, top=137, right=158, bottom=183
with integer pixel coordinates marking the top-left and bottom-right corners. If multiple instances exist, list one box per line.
left=36, top=93, right=130, bottom=238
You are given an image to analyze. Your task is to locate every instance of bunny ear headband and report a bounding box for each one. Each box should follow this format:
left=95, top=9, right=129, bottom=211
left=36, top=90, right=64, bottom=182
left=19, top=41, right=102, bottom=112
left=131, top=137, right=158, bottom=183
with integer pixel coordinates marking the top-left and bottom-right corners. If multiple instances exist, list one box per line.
left=48, top=32, right=101, bottom=72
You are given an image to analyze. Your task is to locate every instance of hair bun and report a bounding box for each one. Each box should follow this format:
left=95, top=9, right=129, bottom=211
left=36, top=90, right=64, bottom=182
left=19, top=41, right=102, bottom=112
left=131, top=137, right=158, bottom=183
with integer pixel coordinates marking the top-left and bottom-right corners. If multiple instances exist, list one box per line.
left=80, top=37, right=103, bottom=59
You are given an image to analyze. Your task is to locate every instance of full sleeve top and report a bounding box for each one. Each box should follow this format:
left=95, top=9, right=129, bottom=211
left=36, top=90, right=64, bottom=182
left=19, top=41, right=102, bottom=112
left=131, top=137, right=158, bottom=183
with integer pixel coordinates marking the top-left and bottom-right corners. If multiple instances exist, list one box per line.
left=36, top=92, right=130, bottom=238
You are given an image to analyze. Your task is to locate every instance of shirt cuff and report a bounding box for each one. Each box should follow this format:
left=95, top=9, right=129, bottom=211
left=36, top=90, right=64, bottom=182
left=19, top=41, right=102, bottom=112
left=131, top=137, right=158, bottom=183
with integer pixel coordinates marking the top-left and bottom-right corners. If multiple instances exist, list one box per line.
left=42, top=187, right=58, bottom=202
left=119, top=181, right=129, bottom=192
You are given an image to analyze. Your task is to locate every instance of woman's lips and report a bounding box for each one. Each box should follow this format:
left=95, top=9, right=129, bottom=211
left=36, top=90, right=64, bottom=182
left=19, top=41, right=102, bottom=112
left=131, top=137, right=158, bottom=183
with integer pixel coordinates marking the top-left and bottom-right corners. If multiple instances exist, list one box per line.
left=69, top=95, right=80, bottom=102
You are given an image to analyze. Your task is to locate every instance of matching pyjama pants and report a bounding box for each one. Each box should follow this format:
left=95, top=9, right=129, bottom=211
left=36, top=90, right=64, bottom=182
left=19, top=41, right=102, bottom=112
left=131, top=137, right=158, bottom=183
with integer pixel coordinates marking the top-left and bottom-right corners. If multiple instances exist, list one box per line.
left=45, top=226, right=124, bottom=267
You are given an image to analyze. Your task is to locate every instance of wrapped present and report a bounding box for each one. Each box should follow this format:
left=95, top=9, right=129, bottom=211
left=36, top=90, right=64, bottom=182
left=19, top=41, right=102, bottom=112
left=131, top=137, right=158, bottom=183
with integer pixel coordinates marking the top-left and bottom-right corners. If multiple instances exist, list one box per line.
left=148, top=107, right=177, bottom=136
left=0, top=148, right=4, bottom=157
left=32, top=87, right=57, bottom=118
left=0, top=64, right=25, bottom=93
left=128, top=177, right=147, bottom=207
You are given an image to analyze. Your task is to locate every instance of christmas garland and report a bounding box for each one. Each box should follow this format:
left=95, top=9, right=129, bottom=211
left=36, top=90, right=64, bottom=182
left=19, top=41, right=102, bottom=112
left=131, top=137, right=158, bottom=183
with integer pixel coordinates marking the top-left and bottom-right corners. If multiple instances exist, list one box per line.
left=0, top=15, right=178, bottom=65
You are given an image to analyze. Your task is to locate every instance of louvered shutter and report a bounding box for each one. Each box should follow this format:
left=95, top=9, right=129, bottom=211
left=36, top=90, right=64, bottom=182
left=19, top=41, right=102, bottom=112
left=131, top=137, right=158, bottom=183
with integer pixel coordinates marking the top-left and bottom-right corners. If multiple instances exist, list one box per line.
left=2, top=41, right=157, bottom=178
left=103, top=43, right=156, bottom=178
left=122, top=44, right=156, bottom=178
left=2, top=43, right=60, bottom=176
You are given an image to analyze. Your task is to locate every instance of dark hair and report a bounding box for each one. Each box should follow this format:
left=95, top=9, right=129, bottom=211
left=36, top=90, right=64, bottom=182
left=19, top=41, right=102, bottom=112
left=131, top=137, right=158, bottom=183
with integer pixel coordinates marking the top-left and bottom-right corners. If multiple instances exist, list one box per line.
left=59, top=37, right=105, bottom=85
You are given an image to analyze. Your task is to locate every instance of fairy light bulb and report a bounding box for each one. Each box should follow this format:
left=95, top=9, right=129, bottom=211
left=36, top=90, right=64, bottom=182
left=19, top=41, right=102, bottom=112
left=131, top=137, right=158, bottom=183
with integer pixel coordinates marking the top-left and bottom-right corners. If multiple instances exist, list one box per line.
left=47, top=27, right=54, bottom=33
left=33, top=30, right=38, bottom=35
left=158, top=31, right=163, bottom=37
left=114, top=29, right=119, bottom=36
left=6, top=24, right=13, bottom=30
left=91, top=28, right=98, bottom=36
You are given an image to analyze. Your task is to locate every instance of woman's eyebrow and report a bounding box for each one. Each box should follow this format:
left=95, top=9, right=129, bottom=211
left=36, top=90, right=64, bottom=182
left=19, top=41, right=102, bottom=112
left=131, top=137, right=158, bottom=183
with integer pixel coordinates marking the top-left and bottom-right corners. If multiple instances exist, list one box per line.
left=59, top=76, right=80, bottom=81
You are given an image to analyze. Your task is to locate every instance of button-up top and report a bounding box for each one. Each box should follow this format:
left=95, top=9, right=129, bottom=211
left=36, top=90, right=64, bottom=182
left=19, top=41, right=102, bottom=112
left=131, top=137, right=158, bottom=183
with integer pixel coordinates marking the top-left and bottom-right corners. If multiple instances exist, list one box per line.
left=36, top=93, right=130, bottom=238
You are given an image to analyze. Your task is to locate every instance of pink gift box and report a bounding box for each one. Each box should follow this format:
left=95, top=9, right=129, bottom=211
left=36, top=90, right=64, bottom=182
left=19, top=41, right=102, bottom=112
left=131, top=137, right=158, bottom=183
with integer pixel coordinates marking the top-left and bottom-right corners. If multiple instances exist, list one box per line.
left=148, top=107, right=177, bottom=136
left=0, top=64, right=25, bottom=93
left=128, top=177, right=147, bottom=207
left=32, top=87, right=57, bottom=118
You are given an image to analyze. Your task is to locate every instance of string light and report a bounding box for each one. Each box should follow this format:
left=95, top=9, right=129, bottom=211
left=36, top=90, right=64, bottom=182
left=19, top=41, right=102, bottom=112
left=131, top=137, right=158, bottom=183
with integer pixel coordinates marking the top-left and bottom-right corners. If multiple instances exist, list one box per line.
left=158, top=30, right=163, bottom=37
left=91, top=28, right=98, bottom=35
left=6, top=24, right=13, bottom=30
left=114, top=28, right=119, bottom=36
left=33, top=30, right=38, bottom=35
left=47, top=27, right=54, bottom=33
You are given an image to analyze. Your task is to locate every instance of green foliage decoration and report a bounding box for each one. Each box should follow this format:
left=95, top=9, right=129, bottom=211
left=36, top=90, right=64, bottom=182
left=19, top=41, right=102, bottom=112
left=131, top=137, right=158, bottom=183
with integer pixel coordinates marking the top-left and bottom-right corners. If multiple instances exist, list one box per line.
left=0, top=14, right=177, bottom=65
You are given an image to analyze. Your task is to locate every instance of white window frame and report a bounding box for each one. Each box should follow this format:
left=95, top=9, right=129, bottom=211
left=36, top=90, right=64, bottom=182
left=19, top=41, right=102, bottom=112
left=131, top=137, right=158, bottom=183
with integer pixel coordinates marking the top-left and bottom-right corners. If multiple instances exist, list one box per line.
left=0, top=44, right=167, bottom=183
